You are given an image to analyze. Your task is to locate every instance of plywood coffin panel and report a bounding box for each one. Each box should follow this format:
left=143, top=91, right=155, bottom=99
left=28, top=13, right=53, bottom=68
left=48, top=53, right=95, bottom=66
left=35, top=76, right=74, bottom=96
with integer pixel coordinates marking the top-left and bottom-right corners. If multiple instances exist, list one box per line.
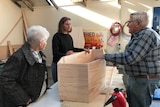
left=58, top=49, right=106, bottom=102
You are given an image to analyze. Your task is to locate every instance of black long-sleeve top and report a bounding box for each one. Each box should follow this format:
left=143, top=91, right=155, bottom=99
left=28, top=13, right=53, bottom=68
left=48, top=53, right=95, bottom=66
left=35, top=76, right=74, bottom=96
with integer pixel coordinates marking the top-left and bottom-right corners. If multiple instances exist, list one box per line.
left=52, top=33, right=84, bottom=63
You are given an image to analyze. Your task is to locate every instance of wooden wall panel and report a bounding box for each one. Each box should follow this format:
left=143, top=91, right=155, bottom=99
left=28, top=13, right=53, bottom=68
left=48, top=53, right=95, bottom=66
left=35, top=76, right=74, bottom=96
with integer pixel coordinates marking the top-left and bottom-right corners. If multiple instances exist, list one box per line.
left=0, top=44, right=21, bottom=60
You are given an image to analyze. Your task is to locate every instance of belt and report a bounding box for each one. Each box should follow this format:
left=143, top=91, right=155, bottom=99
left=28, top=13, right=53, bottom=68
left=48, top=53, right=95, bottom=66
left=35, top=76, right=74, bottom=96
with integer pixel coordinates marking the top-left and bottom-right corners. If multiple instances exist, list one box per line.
left=134, top=75, right=160, bottom=78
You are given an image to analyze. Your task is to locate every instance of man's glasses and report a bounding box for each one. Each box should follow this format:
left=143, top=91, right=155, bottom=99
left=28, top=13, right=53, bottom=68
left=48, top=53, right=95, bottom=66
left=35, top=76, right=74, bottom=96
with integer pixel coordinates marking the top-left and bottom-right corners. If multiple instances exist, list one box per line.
left=126, top=20, right=137, bottom=24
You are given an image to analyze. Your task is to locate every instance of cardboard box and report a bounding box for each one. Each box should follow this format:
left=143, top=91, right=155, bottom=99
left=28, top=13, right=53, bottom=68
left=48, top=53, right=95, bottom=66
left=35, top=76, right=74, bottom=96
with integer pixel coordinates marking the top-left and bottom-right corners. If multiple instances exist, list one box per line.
left=58, top=49, right=106, bottom=102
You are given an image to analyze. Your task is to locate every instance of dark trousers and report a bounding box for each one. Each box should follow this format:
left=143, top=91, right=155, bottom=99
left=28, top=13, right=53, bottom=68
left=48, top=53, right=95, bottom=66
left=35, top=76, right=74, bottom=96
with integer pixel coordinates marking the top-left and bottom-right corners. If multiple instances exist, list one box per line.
left=51, top=62, right=57, bottom=83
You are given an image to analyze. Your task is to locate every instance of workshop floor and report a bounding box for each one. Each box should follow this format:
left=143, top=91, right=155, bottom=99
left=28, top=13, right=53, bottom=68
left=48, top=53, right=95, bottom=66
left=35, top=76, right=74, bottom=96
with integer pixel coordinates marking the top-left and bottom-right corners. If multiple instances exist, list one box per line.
left=47, top=66, right=160, bottom=107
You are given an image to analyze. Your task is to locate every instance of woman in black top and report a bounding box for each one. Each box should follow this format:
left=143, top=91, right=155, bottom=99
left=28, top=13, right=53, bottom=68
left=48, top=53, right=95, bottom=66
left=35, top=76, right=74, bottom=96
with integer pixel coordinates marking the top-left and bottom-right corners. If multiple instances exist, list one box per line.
left=52, top=17, right=88, bottom=83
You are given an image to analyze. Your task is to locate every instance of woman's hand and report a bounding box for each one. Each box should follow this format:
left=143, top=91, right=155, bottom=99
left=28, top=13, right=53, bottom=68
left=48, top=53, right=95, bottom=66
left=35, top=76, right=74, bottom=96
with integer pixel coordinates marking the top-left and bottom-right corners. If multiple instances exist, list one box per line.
left=26, top=98, right=32, bottom=105
left=18, top=99, right=32, bottom=107
left=66, top=50, right=74, bottom=55
left=83, top=48, right=90, bottom=53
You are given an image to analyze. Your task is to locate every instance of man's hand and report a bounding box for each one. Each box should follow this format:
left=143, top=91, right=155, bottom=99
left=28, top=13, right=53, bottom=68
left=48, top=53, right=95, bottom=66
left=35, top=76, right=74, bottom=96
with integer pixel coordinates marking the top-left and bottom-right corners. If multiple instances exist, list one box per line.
left=66, top=50, right=74, bottom=55
left=95, top=54, right=105, bottom=60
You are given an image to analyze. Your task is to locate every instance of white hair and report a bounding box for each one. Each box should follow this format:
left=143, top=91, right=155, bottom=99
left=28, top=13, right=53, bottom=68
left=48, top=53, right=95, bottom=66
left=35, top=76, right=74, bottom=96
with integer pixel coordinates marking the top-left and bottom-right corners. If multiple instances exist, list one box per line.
left=27, top=25, right=50, bottom=45
left=130, top=11, right=148, bottom=28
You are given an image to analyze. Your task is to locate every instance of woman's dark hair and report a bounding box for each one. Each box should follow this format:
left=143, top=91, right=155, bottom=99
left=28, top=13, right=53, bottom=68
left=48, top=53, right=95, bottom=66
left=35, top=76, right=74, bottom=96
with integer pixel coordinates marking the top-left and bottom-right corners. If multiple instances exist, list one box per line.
left=58, top=17, right=71, bottom=33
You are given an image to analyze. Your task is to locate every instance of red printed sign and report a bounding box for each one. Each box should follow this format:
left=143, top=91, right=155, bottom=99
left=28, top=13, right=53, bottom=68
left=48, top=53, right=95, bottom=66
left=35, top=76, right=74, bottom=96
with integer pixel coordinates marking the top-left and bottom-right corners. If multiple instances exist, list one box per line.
left=83, top=30, right=107, bottom=49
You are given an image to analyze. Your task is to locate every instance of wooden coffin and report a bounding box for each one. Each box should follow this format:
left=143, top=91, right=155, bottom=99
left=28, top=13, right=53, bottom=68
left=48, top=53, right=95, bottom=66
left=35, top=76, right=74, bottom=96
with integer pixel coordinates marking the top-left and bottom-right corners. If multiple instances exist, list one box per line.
left=58, top=49, right=106, bottom=103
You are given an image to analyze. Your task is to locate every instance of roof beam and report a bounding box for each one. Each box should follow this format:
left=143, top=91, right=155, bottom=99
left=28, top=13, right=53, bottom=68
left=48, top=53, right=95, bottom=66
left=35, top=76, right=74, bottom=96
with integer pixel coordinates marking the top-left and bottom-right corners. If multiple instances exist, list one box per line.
left=22, top=0, right=34, bottom=11
left=50, top=0, right=58, bottom=9
left=12, top=0, right=34, bottom=11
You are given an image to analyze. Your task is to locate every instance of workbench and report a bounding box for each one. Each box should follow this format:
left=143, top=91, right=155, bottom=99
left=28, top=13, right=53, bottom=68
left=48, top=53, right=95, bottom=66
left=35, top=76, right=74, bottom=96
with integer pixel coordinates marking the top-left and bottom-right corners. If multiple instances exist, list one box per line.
left=28, top=82, right=108, bottom=107
left=28, top=67, right=121, bottom=107
left=28, top=82, right=61, bottom=107
left=27, top=67, right=160, bottom=107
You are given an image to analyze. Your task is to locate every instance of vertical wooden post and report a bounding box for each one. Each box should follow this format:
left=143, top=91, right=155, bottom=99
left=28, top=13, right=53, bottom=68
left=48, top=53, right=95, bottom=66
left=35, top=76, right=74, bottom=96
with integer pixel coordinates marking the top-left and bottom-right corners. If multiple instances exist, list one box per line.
left=7, top=41, right=13, bottom=56
left=83, top=0, right=87, bottom=7
left=21, top=9, right=28, bottom=42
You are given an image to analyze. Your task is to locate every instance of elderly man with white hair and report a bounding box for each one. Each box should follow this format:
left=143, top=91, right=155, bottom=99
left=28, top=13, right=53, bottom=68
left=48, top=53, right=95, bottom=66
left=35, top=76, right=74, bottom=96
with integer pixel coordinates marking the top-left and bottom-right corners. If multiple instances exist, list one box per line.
left=95, top=11, right=160, bottom=107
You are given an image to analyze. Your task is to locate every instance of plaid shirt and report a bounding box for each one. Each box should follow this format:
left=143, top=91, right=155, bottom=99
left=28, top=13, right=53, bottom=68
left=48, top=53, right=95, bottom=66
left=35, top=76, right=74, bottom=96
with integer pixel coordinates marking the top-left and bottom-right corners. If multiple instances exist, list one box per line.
left=105, top=27, right=160, bottom=76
